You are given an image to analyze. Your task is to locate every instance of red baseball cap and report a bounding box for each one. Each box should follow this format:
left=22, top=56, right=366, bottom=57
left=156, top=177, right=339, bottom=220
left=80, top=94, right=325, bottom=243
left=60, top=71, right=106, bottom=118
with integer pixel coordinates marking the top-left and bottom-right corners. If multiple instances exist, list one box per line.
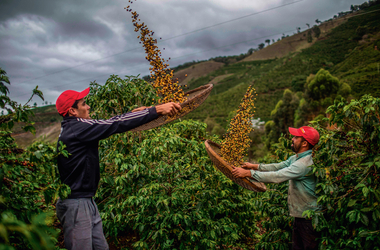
left=288, top=126, right=320, bottom=146
left=56, top=88, right=90, bottom=116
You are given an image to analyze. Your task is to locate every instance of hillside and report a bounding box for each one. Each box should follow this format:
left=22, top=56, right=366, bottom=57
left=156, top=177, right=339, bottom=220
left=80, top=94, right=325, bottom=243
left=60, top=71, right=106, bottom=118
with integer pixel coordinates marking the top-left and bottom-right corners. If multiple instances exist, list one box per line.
left=12, top=105, right=62, bottom=148
left=242, top=11, right=357, bottom=62
left=184, top=4, right=380, bottom=133
left=12, top=4, right=380, bottom=147
left=173, top=61, right=224, bottom=86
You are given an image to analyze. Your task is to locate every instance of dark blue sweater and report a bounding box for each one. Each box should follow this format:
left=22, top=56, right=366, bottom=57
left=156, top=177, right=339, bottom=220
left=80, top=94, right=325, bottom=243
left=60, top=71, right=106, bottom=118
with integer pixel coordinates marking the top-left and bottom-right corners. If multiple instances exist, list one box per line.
left=56, top=107, right=158, bottom=198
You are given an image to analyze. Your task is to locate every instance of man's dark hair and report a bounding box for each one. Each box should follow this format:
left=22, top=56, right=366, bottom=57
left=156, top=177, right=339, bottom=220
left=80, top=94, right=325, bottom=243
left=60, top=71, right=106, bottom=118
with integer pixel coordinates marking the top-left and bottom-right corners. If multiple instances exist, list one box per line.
left=301, top=137, right=314, bottom=150
left=63, top=99, right=80, bottom=117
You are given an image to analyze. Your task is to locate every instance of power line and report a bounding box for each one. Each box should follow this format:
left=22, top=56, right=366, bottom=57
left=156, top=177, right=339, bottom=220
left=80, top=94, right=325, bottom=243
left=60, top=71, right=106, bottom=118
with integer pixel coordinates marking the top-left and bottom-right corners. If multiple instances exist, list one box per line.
left=14, top=0, right=304, bottom=85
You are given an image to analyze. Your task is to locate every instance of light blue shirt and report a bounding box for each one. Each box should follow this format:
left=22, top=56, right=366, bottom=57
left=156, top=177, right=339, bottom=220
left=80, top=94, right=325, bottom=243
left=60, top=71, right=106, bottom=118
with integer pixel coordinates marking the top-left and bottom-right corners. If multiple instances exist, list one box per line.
left=250, top=150, right=319, bottom=217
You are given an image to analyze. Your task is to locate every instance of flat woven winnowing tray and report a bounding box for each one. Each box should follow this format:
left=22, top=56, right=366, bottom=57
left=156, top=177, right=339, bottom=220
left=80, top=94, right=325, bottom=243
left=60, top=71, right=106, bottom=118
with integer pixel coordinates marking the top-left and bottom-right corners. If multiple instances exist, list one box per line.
left=204, top=139, right=267, bottom=192
left=130, top=84, right=213, bottom=132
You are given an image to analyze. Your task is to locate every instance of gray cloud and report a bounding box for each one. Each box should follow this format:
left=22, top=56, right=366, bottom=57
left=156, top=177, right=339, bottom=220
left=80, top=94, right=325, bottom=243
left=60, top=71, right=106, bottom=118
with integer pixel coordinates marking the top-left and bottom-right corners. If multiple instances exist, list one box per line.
left=0, top=0, right=366, bottom=105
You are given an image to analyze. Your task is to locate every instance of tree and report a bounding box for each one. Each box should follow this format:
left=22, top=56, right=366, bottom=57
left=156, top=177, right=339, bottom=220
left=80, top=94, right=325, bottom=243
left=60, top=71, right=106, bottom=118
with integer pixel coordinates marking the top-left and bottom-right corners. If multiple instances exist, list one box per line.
left=297, top=27, right=301, bottom=33
left=306, top=68, right=339, bottom=101
left=291, top=75, right=307, bottom=92
left=0, top=68, right=10, bottom=96
left=269, top=89, right=300, bottom=141
left=272, top=39, right=275, bottom=43
left=312, top=25, right=321, bottom=38
left=306, top=23, right=310, bottom=28
left=307, top=30, right=313, bottom=43
left=33, top=102, right=37, bottom=107
left=265, top=39, right=270, bottom=45
left=315, top=19, right=321, bottom=24
left=258, top=43, right=265, bottom=50
left=247, top=48, right=254, bottom=55
left=0, top=67, right=43, bottom=132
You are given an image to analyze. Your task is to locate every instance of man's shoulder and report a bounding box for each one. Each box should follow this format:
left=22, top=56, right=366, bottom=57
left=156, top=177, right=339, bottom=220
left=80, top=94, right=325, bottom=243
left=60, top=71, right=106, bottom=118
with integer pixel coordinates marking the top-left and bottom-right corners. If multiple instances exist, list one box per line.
left=294, top=154, right=314, bottom=168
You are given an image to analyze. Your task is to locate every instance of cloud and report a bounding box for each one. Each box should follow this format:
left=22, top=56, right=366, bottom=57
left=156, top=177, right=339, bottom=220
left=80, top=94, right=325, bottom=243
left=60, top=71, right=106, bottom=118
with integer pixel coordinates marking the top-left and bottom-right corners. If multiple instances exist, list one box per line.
left=0, top=0, right=366, bottom=105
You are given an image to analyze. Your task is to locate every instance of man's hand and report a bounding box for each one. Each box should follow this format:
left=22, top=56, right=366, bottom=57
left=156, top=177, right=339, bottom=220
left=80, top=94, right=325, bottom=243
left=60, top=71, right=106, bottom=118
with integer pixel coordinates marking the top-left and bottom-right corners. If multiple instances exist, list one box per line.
left=231, top=167, right=252, bottom=178
left=241, top=162, right=259, bottom=170
left=131, top=106, right=151, bottom=112
left=155, top=102, right=181, bottom=116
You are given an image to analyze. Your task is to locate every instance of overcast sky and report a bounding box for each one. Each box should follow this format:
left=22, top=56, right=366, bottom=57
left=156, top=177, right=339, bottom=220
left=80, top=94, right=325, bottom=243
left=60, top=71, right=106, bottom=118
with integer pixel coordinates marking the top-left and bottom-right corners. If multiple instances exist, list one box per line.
left=0, top=0, right=365, bottom=106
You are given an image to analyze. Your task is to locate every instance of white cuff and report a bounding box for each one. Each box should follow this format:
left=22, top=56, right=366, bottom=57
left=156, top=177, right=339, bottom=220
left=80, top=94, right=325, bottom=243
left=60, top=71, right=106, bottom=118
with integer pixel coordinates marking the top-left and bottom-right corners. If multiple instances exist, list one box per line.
left=250, top=169, right=256, bottom=178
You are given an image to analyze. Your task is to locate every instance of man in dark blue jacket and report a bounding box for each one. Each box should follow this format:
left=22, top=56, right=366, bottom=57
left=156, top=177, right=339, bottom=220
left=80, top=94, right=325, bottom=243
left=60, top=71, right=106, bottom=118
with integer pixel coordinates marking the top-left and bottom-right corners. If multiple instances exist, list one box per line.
left=55, top=87, right=180, bottom=250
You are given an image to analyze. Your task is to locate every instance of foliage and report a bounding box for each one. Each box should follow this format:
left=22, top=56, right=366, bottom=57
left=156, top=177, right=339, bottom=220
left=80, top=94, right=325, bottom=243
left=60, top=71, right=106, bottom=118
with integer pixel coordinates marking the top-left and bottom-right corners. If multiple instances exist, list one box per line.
left=307, top=30, right=313, bottom=43
left=306, top=95, right=380, bottom=249
left=0, top=212, right=58, bottom=250
left=87, top=75, right=158, bottom=119
left=0, top=68, right=43, bottom=134
left=253, top=136, right=294, bottom=250
left=291, top=75, right=306, bottom=92
left=0, top=67, right=70, bottom=249
left=270, top=89, right=300, bottom=139
left=257, top=95, right=380, bottom=249
left=312, top=25, right=321, bottom=38
left=0, top=131, right=71, bottom=250
left=306, top=69, right=340, bottom=101
left=86, top=77, right=262, bottom=250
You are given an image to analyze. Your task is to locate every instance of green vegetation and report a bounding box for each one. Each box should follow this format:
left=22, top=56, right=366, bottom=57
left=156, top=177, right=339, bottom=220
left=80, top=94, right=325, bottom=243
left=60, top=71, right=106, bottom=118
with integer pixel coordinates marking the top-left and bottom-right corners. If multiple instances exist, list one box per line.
left=2, top=1, right=380, bottom=249
left=1, top=68, right=71, bottom=249
left=184, top=3, right=380, bottom=134
left=2, top=72, right=380, bottom=250
left=256, top=95, right=380, bottom=249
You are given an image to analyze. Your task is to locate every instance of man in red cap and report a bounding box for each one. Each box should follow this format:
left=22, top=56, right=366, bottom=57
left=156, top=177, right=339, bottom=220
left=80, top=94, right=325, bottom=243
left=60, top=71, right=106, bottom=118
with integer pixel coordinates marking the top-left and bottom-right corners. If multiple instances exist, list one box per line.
left=55, top=87, right=181, bottom=250
left=232, top=126, right=320, bottom=250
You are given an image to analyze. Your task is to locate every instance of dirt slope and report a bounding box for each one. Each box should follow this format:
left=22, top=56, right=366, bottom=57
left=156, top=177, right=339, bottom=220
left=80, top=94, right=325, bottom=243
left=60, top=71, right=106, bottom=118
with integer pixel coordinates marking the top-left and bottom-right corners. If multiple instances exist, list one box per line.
left=13, top=122, right=61, bottom=149
left=173, top=61, right=225, bottom=86
left=243, top=13, right=358, bottom=62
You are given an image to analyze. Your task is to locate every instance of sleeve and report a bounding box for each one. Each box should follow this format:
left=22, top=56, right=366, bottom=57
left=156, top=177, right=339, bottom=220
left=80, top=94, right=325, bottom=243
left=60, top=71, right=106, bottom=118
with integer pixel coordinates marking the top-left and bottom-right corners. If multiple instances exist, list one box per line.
left=71, top=107, right=158, bottom=142
left=249, top=160, right=308, bottom=183
left=257, top=160, right=291, bottom=172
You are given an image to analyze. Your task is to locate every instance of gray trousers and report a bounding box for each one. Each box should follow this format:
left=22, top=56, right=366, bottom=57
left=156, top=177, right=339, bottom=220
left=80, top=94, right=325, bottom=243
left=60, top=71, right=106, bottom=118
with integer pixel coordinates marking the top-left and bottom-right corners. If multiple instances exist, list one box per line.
left=56, top=198, right=109, bottom=250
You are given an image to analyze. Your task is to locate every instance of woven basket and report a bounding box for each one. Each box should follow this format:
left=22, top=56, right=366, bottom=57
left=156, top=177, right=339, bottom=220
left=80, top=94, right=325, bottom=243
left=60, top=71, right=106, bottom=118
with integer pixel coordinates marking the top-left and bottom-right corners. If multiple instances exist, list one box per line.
left=131, top=84, right=213, bottom=132
left=204, top=140, right=267, bottom=192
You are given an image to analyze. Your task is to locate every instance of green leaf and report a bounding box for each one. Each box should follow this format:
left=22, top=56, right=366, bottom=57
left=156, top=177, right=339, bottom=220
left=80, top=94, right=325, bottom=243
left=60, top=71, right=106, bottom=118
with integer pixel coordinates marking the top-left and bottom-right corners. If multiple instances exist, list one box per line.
left=34, top=151, right=42, bottom=159
left=362, top=187, right=369, bottom=197
left=347, top=210, right=356, bottom=223
left=348, top=199, right=357, bottom=207
left=360, top=213, right=369, bottom=226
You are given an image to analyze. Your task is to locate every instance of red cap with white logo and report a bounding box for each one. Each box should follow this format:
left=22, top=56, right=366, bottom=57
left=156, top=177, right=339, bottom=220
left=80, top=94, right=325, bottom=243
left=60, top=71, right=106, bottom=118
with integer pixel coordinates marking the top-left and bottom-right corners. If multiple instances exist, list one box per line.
left=288, top=126, right=320, bottom=146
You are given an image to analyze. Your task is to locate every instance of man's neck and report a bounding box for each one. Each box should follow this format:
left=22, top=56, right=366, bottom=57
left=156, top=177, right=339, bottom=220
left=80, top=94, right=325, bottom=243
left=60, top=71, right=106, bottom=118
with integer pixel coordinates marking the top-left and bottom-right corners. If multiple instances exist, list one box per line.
left=296, top=148, right=310, bottom=157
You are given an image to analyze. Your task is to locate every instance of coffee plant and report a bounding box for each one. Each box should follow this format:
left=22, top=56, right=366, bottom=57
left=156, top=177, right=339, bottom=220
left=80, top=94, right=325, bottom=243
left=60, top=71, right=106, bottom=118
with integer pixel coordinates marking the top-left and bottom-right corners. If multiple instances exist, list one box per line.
left=256, top=95, right=380, bottom=249
left=0, top=67, right=70, bottom=249
left=86, top=76, right=262, bottom=249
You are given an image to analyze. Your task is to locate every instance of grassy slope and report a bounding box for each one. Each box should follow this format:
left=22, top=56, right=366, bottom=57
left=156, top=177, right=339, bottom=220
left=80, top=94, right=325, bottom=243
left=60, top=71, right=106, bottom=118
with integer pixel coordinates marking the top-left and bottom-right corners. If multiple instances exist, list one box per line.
left=186, top=5, right=380, bottom=129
